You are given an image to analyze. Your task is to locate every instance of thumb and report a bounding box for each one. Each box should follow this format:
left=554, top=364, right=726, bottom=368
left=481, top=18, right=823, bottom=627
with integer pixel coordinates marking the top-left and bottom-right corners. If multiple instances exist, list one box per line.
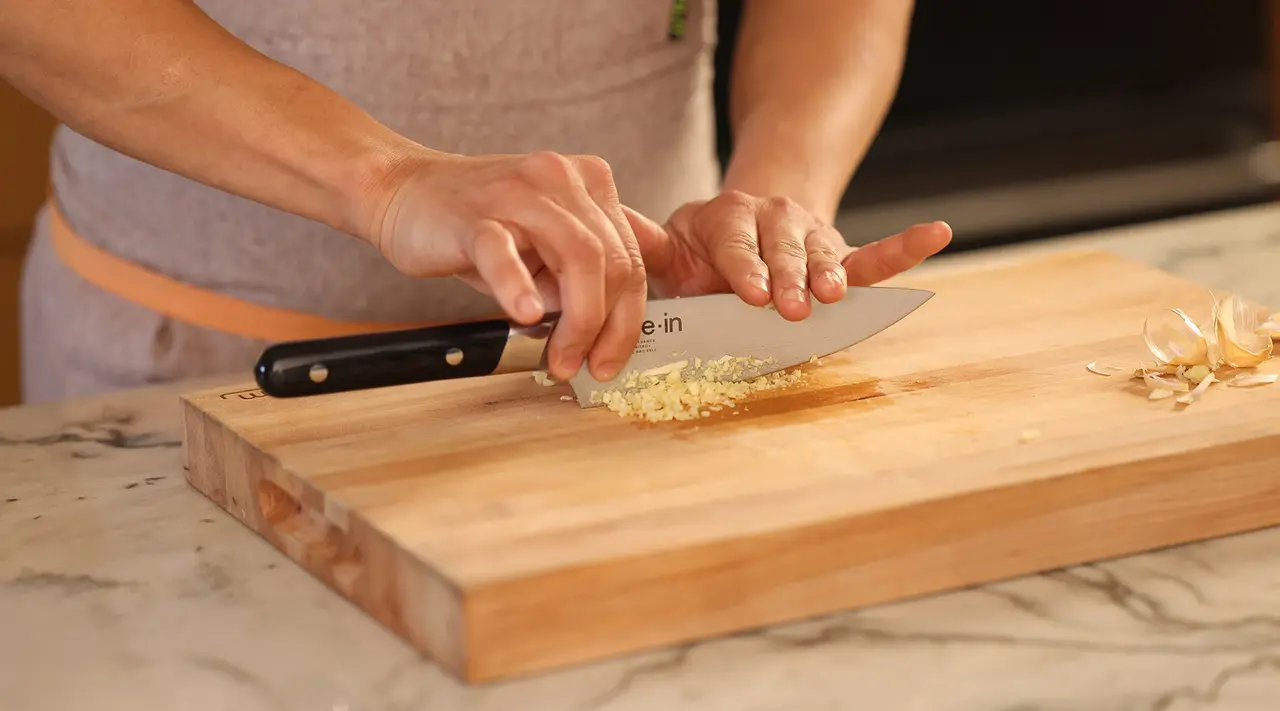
left=621, top=205, right=673, bottom=277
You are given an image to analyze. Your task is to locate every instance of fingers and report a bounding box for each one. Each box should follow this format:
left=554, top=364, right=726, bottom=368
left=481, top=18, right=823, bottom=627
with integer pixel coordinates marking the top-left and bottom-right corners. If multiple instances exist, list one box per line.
left=465, top=219, right=544, bottom=324
left=501, top=151, right=641, bottom=380
left=843, top=221, right=953, bottom=286
left=804, top=225, right=848, bottom=305
left=622, top=204, right=672, bottom=278
left=569, top=156, right=647, bottom=381
left=756, top=197, right=816, bottom=321
left=697, top=191, right=771, bottom=307
left=496, top=196, right=606, bottom=380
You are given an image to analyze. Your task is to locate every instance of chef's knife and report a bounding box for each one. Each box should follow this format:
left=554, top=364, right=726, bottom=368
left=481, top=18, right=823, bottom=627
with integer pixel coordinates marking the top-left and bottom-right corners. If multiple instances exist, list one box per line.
left=253, top=286, right=934, bottom=404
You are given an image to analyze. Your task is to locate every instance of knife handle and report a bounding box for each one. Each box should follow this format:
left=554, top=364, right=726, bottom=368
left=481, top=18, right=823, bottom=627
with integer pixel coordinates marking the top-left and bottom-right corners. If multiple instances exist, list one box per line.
left=253, top=317, right=555, bottom=397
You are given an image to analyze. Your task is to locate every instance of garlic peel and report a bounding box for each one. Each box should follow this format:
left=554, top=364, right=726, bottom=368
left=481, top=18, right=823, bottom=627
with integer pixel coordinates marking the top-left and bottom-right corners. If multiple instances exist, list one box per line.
left=1175, top=372, right=1216, bottom=405
left=1144, top=373, right=1190, bottom=392
left=1215, top=293, right=1273, bottom=368
left=1086, top=361, right=1124, bottom=376
left=1143, top=308, right=1209, bottom=366
left=1120, top=289, right=1278, bottom=406
left=1226, top=373, right=1279, bottom=388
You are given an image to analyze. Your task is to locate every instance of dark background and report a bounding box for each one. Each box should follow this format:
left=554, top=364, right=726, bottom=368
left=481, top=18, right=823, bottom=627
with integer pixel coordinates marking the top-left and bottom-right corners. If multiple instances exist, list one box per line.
left=713, top=1, right=1277, bottom=250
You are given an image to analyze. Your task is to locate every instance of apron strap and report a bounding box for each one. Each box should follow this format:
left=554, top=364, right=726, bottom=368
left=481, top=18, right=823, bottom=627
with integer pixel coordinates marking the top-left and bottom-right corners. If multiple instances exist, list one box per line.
left=45, top=200, right=461, bottom=343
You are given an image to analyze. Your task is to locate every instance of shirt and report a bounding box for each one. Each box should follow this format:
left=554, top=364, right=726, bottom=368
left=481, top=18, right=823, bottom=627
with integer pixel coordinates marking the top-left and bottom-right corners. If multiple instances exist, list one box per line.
left=48, top=0, right=722, bottom=324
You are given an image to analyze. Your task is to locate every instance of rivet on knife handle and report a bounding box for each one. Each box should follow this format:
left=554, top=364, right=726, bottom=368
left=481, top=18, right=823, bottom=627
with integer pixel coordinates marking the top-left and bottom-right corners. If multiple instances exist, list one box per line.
left=253, top=316, right=557, bottom=398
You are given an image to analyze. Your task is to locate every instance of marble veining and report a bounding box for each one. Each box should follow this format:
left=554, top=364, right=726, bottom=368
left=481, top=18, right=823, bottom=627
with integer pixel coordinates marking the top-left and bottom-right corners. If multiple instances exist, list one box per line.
left=4, top=204, right=1280, bottom=711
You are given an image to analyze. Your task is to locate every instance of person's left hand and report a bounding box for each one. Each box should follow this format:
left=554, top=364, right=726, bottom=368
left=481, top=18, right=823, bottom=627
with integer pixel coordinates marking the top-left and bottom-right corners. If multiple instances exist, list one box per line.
left=625, top=191, right=952, bottom=321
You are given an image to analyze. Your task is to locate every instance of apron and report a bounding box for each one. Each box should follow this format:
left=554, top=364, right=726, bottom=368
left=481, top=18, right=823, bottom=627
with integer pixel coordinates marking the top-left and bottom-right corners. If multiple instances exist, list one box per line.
left=19, top=0, right=722, bottom=404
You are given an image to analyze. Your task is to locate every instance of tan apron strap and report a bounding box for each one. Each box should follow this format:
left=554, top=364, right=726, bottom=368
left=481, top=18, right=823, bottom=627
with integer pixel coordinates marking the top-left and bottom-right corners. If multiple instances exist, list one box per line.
left=45, top=201, right=459, bottom=343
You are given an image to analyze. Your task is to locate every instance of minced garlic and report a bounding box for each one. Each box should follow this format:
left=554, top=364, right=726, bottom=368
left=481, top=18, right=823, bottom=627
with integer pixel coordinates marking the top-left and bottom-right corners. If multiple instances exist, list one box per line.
left=589, top=355, right=805, bottom=422
left=532, top=371, right=556, bottom=386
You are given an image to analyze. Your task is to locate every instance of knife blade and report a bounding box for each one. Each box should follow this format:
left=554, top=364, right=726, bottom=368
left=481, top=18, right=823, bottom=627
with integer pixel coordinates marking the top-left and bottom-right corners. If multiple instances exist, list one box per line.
left=566, top=285, right=933, bottom=406
left=252, top=286, right=933, bottom=402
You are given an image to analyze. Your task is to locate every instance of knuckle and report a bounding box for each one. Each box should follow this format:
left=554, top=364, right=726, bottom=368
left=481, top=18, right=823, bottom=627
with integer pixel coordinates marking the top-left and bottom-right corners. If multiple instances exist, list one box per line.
left=603, top=249, right=634, bottom=284
left=469, top=219, right=500, bottom=247
left=806, top=242, right=841, bottom=262
left=519, top=150, right=574, bottom=182
left=719, top=189, right=753, bottom=207
left=767, top=239, right=808, bottom=262
left=871, top=251, right=899, bottom=276
left=568, top=230, right=607, bottom=263
left=573, top=154, right=615, bottom=184
left=765, top=195, right=800, bottom=214
left=717, top=229, right=759, bottom=253
left=851, top=250, right=894, bottom=283
left=626, top=259, right=649, bottom=291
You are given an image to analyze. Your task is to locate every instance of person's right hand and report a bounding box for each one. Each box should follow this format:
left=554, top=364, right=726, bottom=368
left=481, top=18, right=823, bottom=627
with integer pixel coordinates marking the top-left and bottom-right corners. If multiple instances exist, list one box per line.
left=360, top=150, right=648, bottom=383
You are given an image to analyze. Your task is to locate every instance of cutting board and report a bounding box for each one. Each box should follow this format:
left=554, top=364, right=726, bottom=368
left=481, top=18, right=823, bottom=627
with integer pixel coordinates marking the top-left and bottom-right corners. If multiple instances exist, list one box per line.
left=180, top=250, right=1280, bottom=683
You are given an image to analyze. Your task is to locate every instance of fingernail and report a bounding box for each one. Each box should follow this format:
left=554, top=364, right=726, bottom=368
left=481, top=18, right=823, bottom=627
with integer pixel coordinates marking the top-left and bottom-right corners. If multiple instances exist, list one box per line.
left=748, top=274, right=770, bottom=294
left=560, top=349, right=584, bottom=375
left=825, top=269, right=845, bottom=287
left=518, top=293, right=544, bottom=322
left=594, top=361, right=621, bottom=381
left=781, top=286, right=807, bottom=304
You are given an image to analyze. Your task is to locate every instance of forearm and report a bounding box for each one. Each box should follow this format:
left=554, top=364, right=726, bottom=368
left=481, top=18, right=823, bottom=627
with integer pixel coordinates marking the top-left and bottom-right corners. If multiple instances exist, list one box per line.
left=0, top=0, right=423, bottom=239
left=721, top=0, right=914, bottom=222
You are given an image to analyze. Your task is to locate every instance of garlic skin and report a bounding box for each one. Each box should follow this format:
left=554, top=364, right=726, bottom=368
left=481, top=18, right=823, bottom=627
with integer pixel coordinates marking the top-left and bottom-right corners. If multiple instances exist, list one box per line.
left=1260, top=316, right=1279, bottom=340
left=1086, top=361, right=1124, bottom=376
left=1118, top=290, right=1278, bottom=407
left=1227, top=373, right=1279, bottom=388
left=1143, top=308, right=1209, bottom=366
left=1214, top=293, right=1274, bottom=368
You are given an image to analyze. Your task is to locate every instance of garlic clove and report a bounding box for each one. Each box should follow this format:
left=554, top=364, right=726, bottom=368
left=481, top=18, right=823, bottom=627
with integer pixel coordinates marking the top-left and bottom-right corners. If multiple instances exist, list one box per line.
left=1182, top=364, right=1212, bottom=384
left=1175, top=371, right=1216, bottom=405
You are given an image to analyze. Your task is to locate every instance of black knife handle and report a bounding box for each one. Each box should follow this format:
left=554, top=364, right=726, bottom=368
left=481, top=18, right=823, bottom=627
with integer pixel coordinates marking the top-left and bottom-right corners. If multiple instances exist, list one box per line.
left=253, top=317, right=553, bottom=397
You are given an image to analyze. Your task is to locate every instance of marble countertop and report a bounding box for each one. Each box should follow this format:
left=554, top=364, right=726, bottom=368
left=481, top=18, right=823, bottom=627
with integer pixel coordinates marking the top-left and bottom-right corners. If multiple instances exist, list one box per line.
left=5, top=203, right=1280, bottom=711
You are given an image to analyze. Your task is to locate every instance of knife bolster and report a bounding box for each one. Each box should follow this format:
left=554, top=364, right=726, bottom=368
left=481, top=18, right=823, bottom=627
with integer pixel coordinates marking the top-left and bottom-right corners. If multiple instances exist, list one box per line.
left=493, top=316, right=557, bottom=374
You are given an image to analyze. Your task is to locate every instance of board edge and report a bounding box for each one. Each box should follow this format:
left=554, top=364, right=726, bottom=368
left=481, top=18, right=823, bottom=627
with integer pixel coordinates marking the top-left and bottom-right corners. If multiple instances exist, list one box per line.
left=456, top=432, right=1280, bottom=682
left=179, top=393, right=472, bottom=678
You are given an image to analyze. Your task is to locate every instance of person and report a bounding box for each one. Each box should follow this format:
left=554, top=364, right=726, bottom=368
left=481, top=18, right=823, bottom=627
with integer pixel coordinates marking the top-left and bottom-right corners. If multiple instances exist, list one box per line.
left=1, top=0, right=952, bottom=404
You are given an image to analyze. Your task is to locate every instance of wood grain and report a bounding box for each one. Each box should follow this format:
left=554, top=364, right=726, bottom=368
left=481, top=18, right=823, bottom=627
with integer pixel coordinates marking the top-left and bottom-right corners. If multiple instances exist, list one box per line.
left=0, top=243, right=27, bottom=406
left=180, top=250, right=1280, bottom=683
left=0, top=82, right=55, bottom=406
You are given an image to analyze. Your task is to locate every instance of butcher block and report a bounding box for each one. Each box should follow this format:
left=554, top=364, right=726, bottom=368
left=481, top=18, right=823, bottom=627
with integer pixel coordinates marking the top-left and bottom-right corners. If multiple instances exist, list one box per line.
left=179, top=249, right=1280, bottom=684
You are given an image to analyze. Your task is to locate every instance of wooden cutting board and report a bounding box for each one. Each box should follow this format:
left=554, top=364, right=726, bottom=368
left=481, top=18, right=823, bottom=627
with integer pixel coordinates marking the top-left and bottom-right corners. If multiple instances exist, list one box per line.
left=180, top=250, right=1280, bottom=684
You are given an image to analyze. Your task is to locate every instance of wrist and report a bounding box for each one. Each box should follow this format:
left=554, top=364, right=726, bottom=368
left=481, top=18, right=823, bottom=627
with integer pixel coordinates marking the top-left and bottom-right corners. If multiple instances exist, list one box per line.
left=722, top=107, right=858, bottom=224
left=330, top=134, right=447, bottom=245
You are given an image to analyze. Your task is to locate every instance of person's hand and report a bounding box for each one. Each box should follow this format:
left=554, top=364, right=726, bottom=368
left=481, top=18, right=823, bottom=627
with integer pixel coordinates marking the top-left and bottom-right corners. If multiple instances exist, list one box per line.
left=624, top=191, right=952, bottom=320
left=362, top=150, right=647, bottom=382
